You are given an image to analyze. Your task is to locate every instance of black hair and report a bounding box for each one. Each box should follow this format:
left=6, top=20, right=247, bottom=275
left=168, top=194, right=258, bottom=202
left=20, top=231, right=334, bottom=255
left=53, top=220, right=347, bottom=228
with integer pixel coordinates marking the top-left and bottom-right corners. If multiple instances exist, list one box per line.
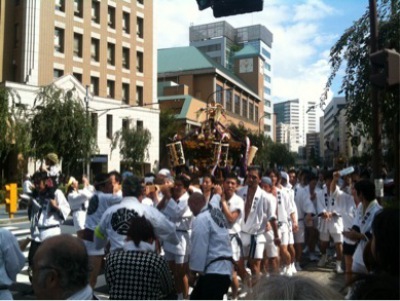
left=203, top=173, right=216, bottom=185
left=372, top=208, right=400, bottom=277
left=127, top=216, right=155, bottom=247
left=248, top=166, right=262, bottom=178
left=224, top=172, right=239, bottom=184
left=108, top=170, right=122, bottom=184
left=122, top=175, right=143, bottom=198
left=175, top=174, right=191, bottom=189
left=354, top=180, right=375, bottom=202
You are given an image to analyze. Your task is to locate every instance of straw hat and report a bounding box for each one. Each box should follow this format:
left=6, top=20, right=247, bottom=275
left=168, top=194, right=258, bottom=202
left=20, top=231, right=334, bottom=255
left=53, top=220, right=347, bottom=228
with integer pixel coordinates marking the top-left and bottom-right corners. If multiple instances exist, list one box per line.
left=46, top=153, right=59, bottom=164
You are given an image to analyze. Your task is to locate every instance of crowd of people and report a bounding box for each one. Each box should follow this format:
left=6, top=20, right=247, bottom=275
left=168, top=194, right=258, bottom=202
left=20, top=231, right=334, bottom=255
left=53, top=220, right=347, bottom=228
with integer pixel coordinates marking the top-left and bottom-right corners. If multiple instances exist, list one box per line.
left=1, top=152, right=399, bottom=300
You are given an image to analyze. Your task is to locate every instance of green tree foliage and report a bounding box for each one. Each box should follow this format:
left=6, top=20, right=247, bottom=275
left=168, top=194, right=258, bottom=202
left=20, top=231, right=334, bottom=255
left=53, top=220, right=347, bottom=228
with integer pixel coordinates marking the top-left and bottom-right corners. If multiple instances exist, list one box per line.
left=30, top=85, right=95, bottom=175
left=0, top=87, right=30, bottom=161
left=321, top=0, right=399, bottom=143
left=159, top=110, right=181, bottom=168
left=111, top=126, right=152, bottom=175
left=269, top=143, right=296, bottom=169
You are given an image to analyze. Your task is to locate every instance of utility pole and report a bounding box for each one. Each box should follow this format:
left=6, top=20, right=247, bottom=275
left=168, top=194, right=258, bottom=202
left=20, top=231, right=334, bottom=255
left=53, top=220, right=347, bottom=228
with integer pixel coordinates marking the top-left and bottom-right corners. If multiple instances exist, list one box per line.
left=85, top=85, right=90, bottom=180
left=369, top=0, right=384, bottom=200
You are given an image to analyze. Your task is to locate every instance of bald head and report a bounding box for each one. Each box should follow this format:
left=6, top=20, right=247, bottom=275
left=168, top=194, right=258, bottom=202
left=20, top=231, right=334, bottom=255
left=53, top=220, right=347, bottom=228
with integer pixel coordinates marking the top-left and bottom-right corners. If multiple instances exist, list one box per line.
left=188, top=192, right=206, bottom=216
left=33, top=234, right=89, bottom=300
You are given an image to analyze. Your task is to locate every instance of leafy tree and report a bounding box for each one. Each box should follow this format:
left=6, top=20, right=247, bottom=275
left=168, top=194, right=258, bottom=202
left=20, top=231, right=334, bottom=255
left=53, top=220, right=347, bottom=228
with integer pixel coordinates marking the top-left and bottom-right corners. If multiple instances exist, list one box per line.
left=0, top=87, right=31, bottom=183
left=111, top=126, right=152, bottom=176
left=30, top=85, right=96, bottom=176
left=159, top=110, right=181, bottom=169
left=321, top=0, right=399, bottom=167
left=269, top=143, right=296, bottom=169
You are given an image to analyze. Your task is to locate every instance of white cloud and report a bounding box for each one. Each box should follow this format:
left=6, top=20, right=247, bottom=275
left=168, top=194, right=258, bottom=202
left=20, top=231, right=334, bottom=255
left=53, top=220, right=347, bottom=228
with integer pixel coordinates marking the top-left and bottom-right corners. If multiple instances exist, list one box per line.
left=155, top=0, right=340, bottom=116
left=293, top=0, right=337, bottom=22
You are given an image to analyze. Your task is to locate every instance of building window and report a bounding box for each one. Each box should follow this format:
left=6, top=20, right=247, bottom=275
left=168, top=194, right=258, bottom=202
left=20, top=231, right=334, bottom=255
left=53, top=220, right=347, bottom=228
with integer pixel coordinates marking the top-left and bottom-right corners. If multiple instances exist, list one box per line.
left=242, top=99, right=248, bottom=118
left=53, top=69, right=63, bottom=79
left=234, top=95, right=240, bottom=115
left=225, top=89, right=232, bottom=112
left=137, top=0, right=144, bottom=5
left=137, top=17, right=143, bottom=38
left=74, top=0, right=83, bottom=18
left=122, top=12, right=130, bottom=34
left=122, top=119, right=129, bottom=130
left=106, top=114, right=113, bottom=139
left=264, top=74, right=271, bottom=83
left=14, top=23, right=19, bottom=48
left=265, top=124, right=271, bottom=132
left=265, top=62, right=271, bottom=71
left=122, top=83, right=129, bottom=104
left=107, top=80, right=115, bottom=98
left=73, top=73, right=82, bottom=82
left=137, top=120, right=143, bottom=130
left=108, top=6, right=115, bottom=28
left=249, top=102, right=254, bottom=121
left=54, top=28, right=64, bottom=53
left=215, top=85, right=223, bottom=104
left=90, top=77, right=99, bottom=96
left=265, top=99, right=271, bottom=107
left=262, top=48, right=271, bottom=59
left=136, top=86, right=143, bottom=106
left=264, top=87, right=271, bottom=95
left=91, top=38, right=99, bottom=62
left=91, top=0, right=100, bottom=23
left=107, top=43, right=115, bottom=65
left=136, top=51, right=143, bottom=72
left=255, top=105, right=259, bottom=122
left=73, top=33, right=83, bottom=58
left=122, top=47, right=130, bottom=69
left=55, top=0, right=65, bottom=12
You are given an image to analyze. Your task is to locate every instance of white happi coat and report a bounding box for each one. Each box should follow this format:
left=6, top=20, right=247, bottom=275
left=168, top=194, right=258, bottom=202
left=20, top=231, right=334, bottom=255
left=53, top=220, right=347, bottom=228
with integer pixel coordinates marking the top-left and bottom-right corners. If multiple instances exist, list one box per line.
left=352, top=200, right=382, bottom=273
left=30, top=189, right=71, bottom=242
left=294, top=185, right=317, bottom=228
left=68, top=188, right=94, bottom=231
left=190, top=204, right=233, bottom=276
left=316, top=185, right=344, bottom=235
left=84, top=191, right=122, bottom=231
left=94, top=196, right=178, bottom=252
left=236, top=186, right=276, bottom=237
left=276, top=188, right=296, bottom=233
left=160, top=192, right=193, bottom=255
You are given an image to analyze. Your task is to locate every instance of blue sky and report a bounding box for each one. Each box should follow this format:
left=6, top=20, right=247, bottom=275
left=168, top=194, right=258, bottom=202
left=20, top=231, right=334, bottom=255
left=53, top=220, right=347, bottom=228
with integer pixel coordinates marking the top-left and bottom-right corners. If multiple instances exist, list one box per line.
left=155, top=0, right=368, bottom=113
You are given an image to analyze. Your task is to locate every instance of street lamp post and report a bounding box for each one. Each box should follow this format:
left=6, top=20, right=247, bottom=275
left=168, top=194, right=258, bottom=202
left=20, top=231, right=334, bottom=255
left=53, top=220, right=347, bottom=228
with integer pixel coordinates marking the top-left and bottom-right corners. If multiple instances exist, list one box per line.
left=258, top=113, right=268, bottom=135
left=369, top=0, right=384, bottom=200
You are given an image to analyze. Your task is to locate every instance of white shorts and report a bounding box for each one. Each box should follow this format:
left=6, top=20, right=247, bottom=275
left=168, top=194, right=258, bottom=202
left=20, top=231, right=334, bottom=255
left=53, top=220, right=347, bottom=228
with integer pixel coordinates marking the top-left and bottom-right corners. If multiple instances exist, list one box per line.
left=164, top=250, right=189, bottom=264
left=294, top=226, right=305, bottom=244
left=278, top=223, right=290, bottom=245
left=241, top=232, right=266, bottom=260
left=230, top=233, right=243, bottom=262
left=319, top=232, right=343, bottom=243
left=163, top=230, right=191, bottom=257
left=288, top=228, right=294, bottom=245
left=264, top=230, right=278, bottom=258
left=83, top=240, right=104, bottom=256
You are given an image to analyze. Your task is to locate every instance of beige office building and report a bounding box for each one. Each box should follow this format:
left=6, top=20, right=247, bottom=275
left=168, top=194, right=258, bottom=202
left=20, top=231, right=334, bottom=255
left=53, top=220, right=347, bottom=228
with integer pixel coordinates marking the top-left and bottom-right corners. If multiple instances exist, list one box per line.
left=0, top=0, right=159, bottom=175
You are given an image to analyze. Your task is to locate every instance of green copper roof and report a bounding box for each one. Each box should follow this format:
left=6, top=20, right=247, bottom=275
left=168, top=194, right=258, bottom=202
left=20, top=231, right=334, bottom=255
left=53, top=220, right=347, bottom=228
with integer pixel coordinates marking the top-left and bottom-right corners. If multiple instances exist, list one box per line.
left=233, top=44, right=260, bottom=59
left=158, top=46, right=256, bottom=95
left=158, top=46, right=215, bottom=73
